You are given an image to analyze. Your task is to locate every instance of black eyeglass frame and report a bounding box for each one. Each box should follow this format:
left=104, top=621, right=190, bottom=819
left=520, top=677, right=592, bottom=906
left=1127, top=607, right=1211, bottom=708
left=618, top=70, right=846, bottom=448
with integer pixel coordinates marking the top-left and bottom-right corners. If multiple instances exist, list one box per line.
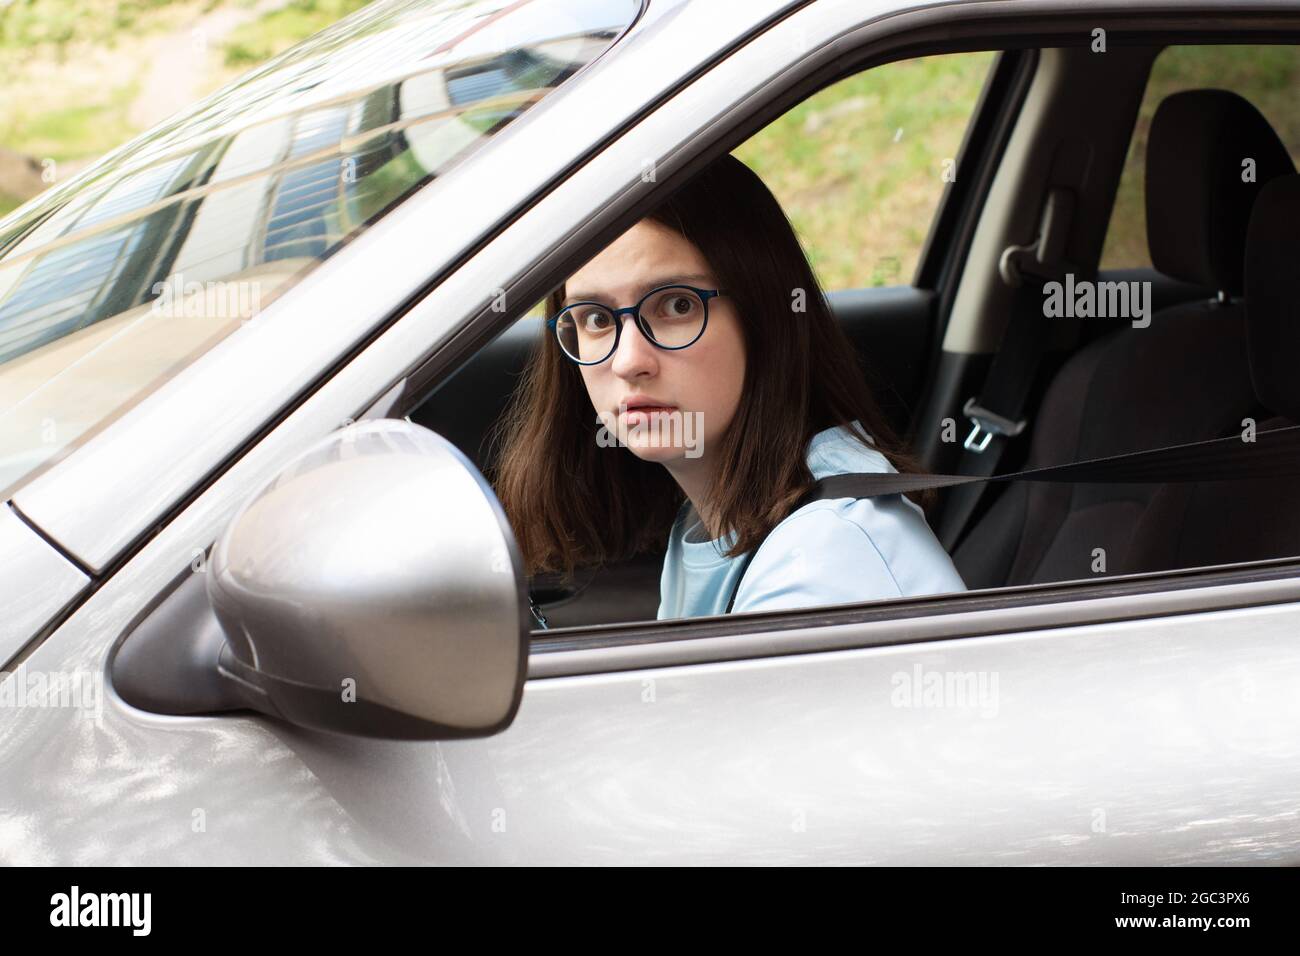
left=545, top=283, right=727, bottom=365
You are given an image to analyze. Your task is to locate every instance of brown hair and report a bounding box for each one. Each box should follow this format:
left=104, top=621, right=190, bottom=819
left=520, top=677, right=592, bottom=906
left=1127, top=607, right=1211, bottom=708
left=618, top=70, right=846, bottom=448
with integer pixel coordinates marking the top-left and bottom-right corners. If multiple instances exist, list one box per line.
left=488, top=152, right=929, bottom=580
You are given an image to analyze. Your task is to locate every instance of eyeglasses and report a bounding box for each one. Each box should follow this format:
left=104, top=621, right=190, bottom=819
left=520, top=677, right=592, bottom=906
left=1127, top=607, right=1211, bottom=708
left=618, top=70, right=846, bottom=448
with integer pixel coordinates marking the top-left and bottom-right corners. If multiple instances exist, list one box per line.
left=546, top=284, right=727, bottom=365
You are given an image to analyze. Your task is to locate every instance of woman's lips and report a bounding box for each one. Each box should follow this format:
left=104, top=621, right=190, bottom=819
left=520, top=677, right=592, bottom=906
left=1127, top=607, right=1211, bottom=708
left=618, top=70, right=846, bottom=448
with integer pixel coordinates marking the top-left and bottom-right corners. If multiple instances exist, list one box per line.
left=622, top=404, right=676, bottom=424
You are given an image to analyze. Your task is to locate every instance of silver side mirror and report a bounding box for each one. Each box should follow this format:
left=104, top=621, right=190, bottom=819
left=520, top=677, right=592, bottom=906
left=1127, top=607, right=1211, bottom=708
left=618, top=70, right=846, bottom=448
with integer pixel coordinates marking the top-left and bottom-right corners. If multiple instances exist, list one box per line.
left=114, top=419, right=529, bottom=740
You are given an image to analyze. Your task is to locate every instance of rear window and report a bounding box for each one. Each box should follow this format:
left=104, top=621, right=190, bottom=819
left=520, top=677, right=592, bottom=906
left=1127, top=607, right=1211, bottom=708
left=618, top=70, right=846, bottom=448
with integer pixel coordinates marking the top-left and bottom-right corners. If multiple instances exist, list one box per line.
left=0, top=0, right=642, bottom=499
left=1100, top=44, right=1300, bottom=269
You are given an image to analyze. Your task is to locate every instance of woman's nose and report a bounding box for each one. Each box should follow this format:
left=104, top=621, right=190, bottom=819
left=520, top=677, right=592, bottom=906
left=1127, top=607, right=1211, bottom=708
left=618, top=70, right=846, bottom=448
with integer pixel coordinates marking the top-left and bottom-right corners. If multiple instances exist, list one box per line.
left=609, top=316, right=659, bottom=375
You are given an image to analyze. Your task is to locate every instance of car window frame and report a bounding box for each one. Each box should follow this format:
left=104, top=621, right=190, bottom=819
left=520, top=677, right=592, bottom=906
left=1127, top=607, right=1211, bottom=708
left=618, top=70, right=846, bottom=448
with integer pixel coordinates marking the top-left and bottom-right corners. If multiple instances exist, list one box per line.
left=527, top=558, right=1300, bottom=676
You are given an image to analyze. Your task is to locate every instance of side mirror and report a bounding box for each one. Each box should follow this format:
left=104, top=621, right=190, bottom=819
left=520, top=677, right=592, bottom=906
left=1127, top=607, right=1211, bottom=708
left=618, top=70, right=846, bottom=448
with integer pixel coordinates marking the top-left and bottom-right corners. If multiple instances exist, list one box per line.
left=113, top=419, right=529, bottom=740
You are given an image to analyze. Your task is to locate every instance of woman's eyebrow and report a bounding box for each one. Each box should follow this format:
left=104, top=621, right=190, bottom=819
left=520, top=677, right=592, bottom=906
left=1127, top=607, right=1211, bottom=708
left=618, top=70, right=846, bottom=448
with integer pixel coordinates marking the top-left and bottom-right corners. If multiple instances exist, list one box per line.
left=562, top=273, right=714, bottom=306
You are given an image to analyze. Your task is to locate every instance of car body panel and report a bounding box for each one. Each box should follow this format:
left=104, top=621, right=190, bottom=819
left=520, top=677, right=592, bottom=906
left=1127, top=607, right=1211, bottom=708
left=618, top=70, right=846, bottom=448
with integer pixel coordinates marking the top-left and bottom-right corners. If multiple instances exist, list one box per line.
left=6, top=587, right=1300, bottom=863
left=0, top=505, right=87, bottom=662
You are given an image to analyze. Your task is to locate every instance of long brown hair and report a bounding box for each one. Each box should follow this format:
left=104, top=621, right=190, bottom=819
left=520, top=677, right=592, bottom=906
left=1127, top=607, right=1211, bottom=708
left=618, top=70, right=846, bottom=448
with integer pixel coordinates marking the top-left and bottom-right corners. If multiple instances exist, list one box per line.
left=488, top=152, right=928, bottom=580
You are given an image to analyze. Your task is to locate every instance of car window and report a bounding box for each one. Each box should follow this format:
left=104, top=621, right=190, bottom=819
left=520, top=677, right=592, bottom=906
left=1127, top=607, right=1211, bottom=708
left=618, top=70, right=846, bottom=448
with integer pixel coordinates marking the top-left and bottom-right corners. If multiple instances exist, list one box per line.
left=0, top=0, right=642, bottom=500
left=1100, top=44, right=1300, bottom=269
left=734, top=51, right=997, bottom=290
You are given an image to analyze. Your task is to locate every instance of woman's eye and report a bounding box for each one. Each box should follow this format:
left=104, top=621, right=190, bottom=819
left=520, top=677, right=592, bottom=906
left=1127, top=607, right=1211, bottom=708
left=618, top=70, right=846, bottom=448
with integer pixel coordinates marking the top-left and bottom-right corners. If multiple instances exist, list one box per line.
left=579, top=310, right=611, bottom=332
left=657, top=294, right=698, bottom=319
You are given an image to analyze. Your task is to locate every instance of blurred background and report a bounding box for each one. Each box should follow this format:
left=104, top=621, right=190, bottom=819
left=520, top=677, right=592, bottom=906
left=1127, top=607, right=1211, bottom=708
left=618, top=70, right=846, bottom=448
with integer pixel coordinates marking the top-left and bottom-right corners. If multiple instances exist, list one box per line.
left=0, top=0, right=371, bottom=218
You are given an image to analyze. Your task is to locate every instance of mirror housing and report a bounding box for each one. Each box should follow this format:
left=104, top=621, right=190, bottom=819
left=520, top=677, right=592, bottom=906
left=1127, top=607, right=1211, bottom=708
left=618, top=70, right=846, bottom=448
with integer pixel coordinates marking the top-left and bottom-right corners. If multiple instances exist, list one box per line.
left=115, top=419, right=529, bottom=740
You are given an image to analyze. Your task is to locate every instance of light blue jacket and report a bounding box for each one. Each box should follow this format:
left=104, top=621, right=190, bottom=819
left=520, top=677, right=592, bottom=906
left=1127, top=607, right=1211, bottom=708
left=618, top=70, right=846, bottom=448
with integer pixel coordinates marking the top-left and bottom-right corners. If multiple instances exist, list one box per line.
left=657, top=421, right=967, bottom=619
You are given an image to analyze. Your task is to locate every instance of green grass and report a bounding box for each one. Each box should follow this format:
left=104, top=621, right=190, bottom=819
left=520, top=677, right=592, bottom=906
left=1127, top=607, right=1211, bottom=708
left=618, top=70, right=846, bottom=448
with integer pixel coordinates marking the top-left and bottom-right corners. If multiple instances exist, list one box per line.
left=222, top=0, right=370, bottom=66
left=0, top=0, right=189, bottom=56
left=2, top=80, right=141, bottom=162
left=0, top=0, right=374, bottom=209
left=735, top=51, right=996, bottom=290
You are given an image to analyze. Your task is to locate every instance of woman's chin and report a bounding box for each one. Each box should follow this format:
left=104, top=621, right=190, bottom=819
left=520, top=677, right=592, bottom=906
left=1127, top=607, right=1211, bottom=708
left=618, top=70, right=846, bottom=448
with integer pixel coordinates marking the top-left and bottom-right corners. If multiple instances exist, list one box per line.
left=623, top=438, right=685, bottom=463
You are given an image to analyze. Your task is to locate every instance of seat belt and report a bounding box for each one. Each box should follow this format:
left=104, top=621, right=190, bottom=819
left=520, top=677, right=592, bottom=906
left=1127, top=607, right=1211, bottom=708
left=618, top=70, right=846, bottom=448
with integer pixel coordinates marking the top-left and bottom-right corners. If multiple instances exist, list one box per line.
left=724, top=422, right=1300, bottom=614
left=938, top=186, right=1083, bottom=552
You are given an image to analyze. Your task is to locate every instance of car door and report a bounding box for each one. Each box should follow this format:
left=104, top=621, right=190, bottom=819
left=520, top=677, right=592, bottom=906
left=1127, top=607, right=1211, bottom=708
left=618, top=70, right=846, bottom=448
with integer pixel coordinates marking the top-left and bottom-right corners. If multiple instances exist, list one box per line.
left=7, top=0, right=1300, bottom=865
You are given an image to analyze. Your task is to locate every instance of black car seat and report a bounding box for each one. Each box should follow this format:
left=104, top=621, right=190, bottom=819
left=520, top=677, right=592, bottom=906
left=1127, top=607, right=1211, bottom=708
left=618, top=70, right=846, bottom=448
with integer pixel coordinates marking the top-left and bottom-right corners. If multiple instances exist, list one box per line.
left=954, top=90, right=1295, bottom=588
left=1126, top=172, right=1300, bottom=570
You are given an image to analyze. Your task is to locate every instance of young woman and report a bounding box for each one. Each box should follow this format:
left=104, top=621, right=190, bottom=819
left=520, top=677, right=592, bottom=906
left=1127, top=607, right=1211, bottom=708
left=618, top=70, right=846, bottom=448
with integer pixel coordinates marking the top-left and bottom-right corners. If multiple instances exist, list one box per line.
left=491, top=152, right=965, bottom=620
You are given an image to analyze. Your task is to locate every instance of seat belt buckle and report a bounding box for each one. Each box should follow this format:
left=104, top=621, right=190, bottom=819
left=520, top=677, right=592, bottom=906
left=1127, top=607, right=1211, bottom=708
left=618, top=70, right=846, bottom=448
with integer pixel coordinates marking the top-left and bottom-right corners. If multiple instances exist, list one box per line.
left=962, top=397, right=1027, bottom=453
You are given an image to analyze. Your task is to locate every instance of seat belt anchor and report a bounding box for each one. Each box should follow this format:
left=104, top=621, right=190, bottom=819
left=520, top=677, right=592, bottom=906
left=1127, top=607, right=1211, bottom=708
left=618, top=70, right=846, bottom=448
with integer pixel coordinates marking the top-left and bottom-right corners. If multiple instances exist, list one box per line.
left=962, top=397, right=1027, bottom=453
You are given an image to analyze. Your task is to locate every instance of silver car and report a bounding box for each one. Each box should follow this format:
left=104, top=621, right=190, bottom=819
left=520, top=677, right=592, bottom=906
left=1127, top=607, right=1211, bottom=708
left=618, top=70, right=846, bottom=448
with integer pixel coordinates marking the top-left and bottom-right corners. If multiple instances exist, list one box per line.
left=3, top=0, right=1300, bottom=865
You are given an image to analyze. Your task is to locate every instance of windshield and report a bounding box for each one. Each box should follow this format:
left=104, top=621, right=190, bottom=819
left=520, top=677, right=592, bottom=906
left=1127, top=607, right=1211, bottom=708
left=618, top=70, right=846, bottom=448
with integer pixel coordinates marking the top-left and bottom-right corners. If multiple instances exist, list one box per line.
left=0, top=0, right=642, bottom=500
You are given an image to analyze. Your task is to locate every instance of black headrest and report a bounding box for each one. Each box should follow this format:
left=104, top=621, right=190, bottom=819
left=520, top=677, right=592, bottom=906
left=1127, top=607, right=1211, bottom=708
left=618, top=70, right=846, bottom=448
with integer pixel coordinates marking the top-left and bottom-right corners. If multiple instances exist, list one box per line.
left=1147, top=90, right=1294, bottom=295
left=1245, top=173, right=1300, bottom=422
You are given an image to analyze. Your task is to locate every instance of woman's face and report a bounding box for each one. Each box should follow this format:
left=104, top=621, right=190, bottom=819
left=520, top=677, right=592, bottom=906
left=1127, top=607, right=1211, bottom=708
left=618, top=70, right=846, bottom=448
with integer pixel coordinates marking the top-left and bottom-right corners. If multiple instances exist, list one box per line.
left=562, top=218, right=746, bottom=473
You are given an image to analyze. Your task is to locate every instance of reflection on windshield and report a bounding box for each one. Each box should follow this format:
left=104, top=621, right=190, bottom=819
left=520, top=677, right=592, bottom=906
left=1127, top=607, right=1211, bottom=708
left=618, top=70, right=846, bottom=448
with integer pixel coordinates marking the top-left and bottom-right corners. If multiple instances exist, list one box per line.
left=0, top=0, right=642, bottom=499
